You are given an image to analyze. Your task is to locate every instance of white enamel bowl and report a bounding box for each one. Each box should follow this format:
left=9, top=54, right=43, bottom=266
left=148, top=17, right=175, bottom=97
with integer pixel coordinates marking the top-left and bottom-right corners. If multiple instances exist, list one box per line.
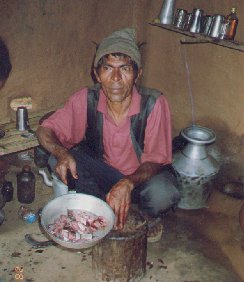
left=40, top=193, right=115, bottom=249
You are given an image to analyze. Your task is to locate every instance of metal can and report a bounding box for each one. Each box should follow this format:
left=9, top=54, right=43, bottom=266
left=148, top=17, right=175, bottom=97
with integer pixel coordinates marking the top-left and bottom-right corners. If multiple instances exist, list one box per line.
left=209, top=15, right=225, bottom=38
left=159, top=0, right=176, bottom=25
left=200, top=15, right=213, bottom=35
left=173, top=9, right=187, bottom=29
left=219, top=21, right=229, bottom=39
left=16, top=107, right=30, bottom=131
left=182, top=13, right=193, bottom=31
left=189, top=8, right=204, bottom=33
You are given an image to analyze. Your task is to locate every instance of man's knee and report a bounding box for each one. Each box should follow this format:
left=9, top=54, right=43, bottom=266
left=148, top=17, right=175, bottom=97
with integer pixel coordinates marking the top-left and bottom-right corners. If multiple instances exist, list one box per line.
left=139, top=172, right=180, bottom=217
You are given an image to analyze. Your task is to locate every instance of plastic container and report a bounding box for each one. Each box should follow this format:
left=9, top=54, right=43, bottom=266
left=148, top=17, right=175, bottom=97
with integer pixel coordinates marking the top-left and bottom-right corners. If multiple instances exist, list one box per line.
left=18, top=205, right=37, bottom=224
left=17, top=165, right=35, bottom=204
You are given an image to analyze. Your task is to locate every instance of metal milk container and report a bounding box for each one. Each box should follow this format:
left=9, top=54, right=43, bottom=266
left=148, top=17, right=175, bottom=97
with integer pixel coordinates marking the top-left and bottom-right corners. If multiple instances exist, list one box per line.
left=172, top=125, right=220, bottom=209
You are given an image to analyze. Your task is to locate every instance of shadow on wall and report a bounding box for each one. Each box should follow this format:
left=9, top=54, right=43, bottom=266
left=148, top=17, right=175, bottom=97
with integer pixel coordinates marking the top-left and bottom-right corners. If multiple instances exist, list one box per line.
left=199, top=116, right=244, bottom=184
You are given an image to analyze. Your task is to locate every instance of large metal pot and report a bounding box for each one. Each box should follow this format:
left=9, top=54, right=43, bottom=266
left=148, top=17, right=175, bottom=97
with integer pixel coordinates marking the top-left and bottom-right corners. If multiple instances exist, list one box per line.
left=173, top=125, right=220, bottom=209
left=40, top=193, right=115, bottom=249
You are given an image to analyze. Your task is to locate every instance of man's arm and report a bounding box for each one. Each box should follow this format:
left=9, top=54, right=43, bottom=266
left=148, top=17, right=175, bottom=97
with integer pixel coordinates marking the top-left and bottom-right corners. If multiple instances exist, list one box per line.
left=36, top=126, right=78, bottom=184
left=126, top=161, right=164, bottom=189
left=36, top=126, right=67, bottom=157
left=106, top=161, right=165, bottom=230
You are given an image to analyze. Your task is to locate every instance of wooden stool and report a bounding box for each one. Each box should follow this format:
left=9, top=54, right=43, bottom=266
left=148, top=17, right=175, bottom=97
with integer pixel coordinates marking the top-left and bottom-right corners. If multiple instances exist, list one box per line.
left=92, top=208, right=148, bottom=282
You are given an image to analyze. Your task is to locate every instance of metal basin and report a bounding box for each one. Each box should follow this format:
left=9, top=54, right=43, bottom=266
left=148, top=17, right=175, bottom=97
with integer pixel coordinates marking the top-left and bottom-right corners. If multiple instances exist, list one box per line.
left=40, top=193, right=115, bottom=249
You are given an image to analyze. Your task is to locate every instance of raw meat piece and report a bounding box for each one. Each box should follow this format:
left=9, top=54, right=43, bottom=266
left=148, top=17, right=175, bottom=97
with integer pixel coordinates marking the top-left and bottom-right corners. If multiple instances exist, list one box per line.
left=47, top=209, right=107, bottom=243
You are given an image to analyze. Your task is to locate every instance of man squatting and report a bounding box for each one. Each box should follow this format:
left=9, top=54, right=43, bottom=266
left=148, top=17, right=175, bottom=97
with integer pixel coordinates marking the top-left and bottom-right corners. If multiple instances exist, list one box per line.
left=36, top=28, right=180, bottom=242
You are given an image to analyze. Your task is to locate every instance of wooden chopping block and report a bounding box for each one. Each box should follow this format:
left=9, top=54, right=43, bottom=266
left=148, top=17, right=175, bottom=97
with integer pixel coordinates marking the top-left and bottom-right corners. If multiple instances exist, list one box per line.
left=92, top=208, right=148, bottom=282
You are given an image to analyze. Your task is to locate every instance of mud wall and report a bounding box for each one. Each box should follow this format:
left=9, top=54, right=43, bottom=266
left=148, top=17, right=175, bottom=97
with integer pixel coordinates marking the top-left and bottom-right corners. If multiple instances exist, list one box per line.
left=0, top=0, right=243, bottom=180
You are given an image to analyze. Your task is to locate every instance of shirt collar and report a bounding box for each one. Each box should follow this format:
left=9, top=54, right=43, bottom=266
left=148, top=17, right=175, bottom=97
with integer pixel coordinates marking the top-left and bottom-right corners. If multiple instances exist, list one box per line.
left=97, top=86, right=141, bottom=117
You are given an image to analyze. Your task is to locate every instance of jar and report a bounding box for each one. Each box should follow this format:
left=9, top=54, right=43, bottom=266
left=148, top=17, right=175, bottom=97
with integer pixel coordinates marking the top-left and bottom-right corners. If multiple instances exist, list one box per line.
left=173, top=125, right=220, bottom=209
left=17, top=165, right=35, bottom=204
left=1, top=181, right=14, bottom=202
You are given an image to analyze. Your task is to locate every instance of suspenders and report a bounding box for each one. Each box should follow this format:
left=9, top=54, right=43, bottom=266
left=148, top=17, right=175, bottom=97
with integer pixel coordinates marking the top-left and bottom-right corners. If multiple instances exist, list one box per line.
left=81, top=84, right=161, bottom=161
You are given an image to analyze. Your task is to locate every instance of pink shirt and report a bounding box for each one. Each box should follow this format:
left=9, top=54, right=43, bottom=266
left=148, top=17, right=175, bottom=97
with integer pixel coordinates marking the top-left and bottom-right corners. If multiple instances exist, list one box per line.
left=42, top=86, right=172, bottom=175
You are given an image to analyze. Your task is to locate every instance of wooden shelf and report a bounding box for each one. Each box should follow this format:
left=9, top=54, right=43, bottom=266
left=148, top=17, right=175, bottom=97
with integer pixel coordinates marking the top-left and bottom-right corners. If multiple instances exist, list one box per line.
left=150, top=22, right=244, bottom=53
left=0, top=108, right=56, bottom=156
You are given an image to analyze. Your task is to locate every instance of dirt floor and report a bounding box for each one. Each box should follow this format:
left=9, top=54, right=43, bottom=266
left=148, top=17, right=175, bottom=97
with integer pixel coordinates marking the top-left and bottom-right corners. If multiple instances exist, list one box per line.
left=0, top=152, right=243, bottom=282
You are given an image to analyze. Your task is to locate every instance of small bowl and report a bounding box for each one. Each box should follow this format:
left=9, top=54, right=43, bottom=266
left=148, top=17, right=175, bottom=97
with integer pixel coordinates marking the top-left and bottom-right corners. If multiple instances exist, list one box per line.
left=40, top=193, right=115, bottom=249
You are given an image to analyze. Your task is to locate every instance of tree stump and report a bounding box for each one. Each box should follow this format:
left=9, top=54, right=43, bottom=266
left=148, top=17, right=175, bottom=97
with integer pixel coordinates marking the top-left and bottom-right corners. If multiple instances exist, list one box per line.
left=92, top=208, right=148, bottom=282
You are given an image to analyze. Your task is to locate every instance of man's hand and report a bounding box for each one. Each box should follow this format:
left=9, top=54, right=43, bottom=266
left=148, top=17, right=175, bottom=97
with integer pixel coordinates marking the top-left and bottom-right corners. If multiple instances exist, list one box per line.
left=36, top=126, right=78, bottom=185
left=55, top=150, right=78, bottom=185
left=106, top=178, right=134, bottom=230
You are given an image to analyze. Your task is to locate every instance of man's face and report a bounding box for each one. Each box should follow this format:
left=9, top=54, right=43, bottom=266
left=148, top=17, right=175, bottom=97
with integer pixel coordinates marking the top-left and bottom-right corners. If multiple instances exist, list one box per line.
left=94, top=54, right=140, bottom=103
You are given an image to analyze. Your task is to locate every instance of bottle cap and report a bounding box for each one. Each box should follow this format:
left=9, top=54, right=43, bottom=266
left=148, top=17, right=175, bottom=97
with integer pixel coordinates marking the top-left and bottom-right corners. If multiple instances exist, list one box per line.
left=231, top=7, right=236, bottom=13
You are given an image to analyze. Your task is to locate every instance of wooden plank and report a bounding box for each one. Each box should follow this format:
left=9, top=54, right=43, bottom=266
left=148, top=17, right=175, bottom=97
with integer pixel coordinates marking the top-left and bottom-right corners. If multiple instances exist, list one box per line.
left=150, top=22, right=244, bottom=52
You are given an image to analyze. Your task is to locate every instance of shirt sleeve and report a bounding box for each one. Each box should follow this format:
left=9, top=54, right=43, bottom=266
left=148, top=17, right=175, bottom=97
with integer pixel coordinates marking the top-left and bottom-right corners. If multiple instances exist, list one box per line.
left=141, top=95, right=172, bottom=164
left=41, top=88, right=88, bottom=149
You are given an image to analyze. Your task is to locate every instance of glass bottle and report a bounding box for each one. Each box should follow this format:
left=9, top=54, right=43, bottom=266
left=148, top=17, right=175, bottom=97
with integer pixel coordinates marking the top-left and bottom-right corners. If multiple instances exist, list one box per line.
left=224, top=7, right=238, bottom=40
left=1, top=181, right=14, bottom=202
left=17, top=165, right=35, bottom=204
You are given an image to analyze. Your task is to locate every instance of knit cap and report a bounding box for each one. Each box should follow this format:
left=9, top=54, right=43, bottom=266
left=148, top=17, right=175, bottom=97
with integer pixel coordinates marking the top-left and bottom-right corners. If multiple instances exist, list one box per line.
left=94, top=28, right=141, bottom=68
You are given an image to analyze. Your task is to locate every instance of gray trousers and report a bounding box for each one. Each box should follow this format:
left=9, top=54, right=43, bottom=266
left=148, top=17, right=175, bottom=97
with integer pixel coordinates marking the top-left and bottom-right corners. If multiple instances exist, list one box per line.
left=48, top=147, right=180, bottom=217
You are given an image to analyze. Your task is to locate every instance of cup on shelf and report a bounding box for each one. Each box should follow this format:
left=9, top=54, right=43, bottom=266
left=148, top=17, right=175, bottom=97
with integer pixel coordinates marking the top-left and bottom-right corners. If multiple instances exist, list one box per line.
left=189, top=8, right=204, bottom=33
left=16, top=107, right=30, bottom=131
left=173, top=9, right=187, bottom=29
left=200, top=15, right=213, bottom=36
left=208, top=15, right=225, bottom=38
left=182, top=12, right=193, bottom=31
